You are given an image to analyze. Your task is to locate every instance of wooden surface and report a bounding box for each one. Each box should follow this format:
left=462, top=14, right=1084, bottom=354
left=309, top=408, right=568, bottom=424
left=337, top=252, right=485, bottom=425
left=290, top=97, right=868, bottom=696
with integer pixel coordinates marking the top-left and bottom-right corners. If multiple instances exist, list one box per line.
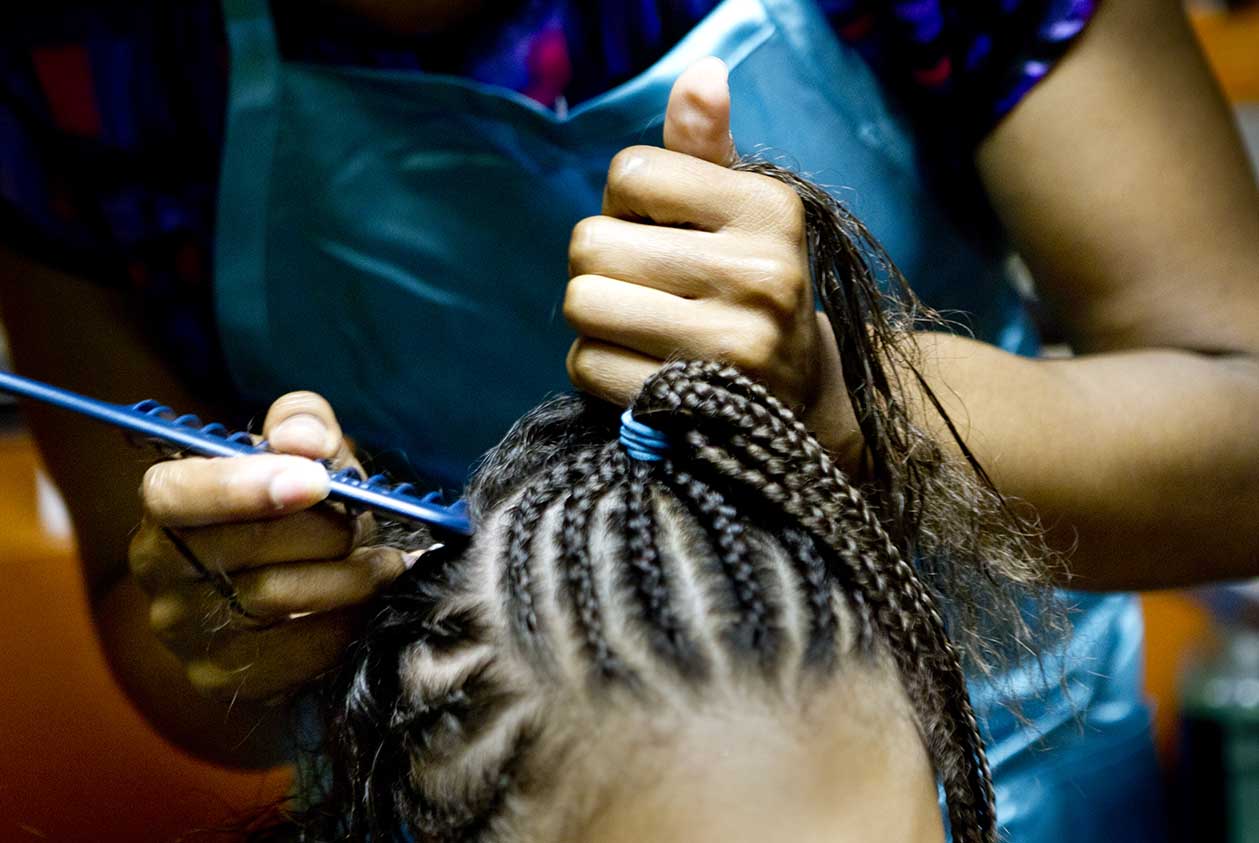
left=0, top=434, right=290, bottom=841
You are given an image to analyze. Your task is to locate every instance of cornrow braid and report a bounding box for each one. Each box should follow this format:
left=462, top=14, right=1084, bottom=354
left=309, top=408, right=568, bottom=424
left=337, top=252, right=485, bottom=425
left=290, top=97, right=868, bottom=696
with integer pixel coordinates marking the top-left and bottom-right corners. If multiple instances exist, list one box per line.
left=502, top=462, right=568, bottom=639
left=667, top=466, right=780, bottom=665
left=555, top=443, right=628, bottom=679
left=618, top=455, right=703, bottom=674
left=405, top=728, right=532, bottom=843
left=778, top=526, right=843, bottom=668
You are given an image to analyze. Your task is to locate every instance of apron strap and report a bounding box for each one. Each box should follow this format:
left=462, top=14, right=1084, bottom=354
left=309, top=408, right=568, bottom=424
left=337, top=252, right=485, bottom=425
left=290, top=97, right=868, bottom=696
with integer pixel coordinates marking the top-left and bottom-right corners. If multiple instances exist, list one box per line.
left=215, top=0, right=283, bottom=395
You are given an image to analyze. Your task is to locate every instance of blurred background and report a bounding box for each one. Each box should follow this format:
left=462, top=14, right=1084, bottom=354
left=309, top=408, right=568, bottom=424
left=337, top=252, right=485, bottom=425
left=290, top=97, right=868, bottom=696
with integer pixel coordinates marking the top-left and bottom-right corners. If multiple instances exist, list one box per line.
left=0, top=2, right=1256, bottom=841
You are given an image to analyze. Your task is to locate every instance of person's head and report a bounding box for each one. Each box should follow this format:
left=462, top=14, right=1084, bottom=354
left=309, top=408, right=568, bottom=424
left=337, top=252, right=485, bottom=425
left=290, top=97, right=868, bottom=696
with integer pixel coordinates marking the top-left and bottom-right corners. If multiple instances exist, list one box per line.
left=293, top=363, right=1052, bottom=843
left=273, top=162, right=1053, bottom=843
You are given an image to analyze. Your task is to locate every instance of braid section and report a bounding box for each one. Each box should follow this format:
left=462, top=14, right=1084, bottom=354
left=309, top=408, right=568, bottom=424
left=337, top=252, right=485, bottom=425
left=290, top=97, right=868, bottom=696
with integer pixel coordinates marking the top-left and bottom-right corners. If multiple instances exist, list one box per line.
left=619, top=455, right=704, bottom=676
left=668, top=467, right=780, bottom=664
left=778, top=527, right=840, bottom=669
left=502, top=460, right=574, bottom=641
left=556, top=444, right=627, bottom=679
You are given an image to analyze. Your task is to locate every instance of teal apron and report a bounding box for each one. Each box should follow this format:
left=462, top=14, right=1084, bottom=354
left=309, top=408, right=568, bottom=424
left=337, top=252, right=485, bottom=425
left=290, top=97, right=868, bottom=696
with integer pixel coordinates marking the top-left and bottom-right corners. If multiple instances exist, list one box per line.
left=215, top=0, right=1165, bottom=839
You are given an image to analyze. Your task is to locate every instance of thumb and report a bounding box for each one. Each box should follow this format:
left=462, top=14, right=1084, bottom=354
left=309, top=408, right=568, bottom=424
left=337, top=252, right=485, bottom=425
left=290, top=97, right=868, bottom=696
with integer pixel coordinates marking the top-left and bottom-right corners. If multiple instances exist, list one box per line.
left=663, top=56, right=736, bottom=166
left=263, top=391, right=346, bottom=461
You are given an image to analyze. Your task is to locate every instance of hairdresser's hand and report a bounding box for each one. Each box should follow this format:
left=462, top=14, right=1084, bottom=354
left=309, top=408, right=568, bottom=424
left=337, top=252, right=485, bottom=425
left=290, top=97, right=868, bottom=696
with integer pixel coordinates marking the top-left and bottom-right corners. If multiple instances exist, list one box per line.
left=564, top=57, right=853, bottom=449
left=128, top=392, right=409, bottom=703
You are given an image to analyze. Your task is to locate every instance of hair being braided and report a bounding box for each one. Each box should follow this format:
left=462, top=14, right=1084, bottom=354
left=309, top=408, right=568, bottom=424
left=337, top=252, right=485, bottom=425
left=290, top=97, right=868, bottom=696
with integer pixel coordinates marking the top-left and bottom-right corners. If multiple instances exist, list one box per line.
left=257, top=158, right=1063, bottom=843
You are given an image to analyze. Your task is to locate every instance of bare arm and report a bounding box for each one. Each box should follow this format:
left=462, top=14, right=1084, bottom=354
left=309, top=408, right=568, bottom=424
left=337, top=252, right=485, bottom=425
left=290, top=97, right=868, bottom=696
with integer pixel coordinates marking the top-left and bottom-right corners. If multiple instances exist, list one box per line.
left=0, top=244, right=289, bottom=766
left=917, top=0, right=1259, bottom=588
left=564, top=20, right=1259, bottom=590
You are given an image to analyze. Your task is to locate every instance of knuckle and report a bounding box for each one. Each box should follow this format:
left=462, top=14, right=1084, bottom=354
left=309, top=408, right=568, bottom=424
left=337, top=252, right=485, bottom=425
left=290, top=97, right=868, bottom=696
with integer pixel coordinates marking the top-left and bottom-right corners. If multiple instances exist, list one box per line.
left=737, top=256, right=808, bottom=321
left=606, top=145, right=654, bottom=196
left=749, top=177, right=805, bottom=238
left=350, top=510, right=378, bottom=550
left=769, top=178, right=805, bottom=221
left=364, top=548, right=404, bottom=590
left=568, top=216, right=605, bottom=271
left=128, top=526, right=163, bottom=584
left=782, top=195, right=807, bottom=241
left=251, top=514, right=359, bottom=587
left=562, top=275, right=595, bottom=328
left=731, top=322, right=780, bottom=373
left=775, top=267, right=811, bottom=321
left=139, top=465, right=176, bottom=518
left=238, top=571, right=285, bottom=619
left=566, top=340, right=594, bottom=389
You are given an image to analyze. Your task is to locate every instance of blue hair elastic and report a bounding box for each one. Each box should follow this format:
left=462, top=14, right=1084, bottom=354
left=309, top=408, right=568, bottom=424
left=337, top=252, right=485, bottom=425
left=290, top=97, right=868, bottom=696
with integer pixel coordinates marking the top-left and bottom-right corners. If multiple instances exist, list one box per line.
left=620, top=409, right=670, bottom=463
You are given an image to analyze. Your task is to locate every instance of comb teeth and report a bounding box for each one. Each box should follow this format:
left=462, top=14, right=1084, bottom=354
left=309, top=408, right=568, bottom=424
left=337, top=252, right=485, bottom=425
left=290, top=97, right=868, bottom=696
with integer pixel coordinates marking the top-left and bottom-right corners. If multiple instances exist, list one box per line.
left=322, top=464, right=470, bottom=534
left=133, top=401, right=174, bottom=419
left=117, top=387, right=468, bottom=535
left=130, top=401, right=262, bottom=446
left=330, top=466, right=364, bottom=483
left=0, top=368, right=473, bottom=536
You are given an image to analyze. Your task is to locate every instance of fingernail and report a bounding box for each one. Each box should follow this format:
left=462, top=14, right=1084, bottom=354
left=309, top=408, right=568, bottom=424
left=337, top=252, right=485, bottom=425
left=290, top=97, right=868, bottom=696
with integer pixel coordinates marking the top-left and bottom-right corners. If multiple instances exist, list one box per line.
left=404, top=543, right=444, bottom=570
left=272, top=416, right=331, bottom=455
left=268, top=460, right=331, bottom=509
left=698, top=55, right=729, bottom=83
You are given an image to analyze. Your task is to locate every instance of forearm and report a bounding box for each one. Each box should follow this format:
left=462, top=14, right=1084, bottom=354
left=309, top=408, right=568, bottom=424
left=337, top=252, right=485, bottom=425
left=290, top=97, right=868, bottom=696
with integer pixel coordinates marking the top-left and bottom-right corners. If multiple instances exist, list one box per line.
left=898, top=332, right=1259, bottom=589
left=92, top=574, right=292, bottom=768
left=1, top=245, right=289, bottom=767
left=949, top=0, right=1259, bottom=589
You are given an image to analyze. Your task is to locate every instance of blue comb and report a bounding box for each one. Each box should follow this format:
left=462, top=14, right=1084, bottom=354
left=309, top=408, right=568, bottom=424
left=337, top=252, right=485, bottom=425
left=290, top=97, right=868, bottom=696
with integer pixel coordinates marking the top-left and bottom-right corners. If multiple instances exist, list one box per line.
left=0, top=369, right=472, bottom=536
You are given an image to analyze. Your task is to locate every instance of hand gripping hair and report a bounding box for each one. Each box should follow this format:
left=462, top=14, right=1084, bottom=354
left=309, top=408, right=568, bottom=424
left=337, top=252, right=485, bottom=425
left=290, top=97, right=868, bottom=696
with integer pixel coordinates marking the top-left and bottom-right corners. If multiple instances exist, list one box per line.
left=258, top=161, right=1060, bottom=843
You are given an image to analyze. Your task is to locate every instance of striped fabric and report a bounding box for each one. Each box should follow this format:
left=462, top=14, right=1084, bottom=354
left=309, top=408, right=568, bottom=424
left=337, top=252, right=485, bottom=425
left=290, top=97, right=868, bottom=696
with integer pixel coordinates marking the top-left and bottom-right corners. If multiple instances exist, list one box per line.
left=0, top=0, right=1096, bottom=393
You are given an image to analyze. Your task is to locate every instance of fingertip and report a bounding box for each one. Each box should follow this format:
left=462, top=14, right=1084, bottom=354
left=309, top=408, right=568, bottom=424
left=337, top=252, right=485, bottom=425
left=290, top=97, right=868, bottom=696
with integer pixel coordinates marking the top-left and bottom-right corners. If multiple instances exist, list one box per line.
left=691, top=55, right=730, bottom=88
left=371, top=546, right=410, bottom=585
left=264, top=392, right=342, bottom=456
left=270, top=414, right=337, bottom=458
left=404, top=542, right=445, bottom=571
left=664, top=56, right=735, bottom=165
left=268, top=458, right=332, bottom=510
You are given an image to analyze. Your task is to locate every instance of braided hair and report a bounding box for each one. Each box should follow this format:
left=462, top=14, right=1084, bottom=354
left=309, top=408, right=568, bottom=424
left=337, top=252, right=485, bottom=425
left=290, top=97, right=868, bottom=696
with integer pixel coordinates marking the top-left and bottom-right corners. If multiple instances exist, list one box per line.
left=258, top=160, right=1060, bottom=843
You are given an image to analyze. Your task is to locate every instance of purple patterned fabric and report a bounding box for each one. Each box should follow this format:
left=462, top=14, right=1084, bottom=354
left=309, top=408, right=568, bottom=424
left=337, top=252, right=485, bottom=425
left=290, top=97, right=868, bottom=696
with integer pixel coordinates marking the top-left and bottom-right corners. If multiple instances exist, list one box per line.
left=0, top=0, right=1097, bottom=393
